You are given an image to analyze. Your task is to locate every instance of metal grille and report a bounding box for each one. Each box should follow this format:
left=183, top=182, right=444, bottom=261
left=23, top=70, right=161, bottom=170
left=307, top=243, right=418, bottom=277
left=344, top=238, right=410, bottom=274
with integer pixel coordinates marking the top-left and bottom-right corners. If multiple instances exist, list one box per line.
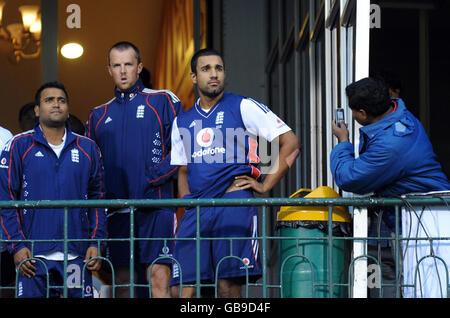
left=1, top=196, right=449, bottom=298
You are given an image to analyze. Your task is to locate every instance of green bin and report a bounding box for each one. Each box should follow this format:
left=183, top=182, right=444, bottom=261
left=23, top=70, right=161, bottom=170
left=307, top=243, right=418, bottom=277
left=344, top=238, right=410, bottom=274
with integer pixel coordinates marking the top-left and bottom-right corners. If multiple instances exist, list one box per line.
left=277, top=186, right=351, bottom=298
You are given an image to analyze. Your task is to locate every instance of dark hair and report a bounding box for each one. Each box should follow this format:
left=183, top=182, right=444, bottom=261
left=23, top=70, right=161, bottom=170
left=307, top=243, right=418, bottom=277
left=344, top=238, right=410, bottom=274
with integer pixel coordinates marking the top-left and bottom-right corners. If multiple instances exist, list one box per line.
left=68, top=114, right=85, bottom=135
left=190, top=48, right=224, bottom=73
left=18, top=102, right=38, bottom=131
left=345, top=77, right=391, bottom=117
left=108, top=41, right=141, bottom=64
left=35, top=81, right=69, bottom=107
left=140, top=67, right=152, bottom=88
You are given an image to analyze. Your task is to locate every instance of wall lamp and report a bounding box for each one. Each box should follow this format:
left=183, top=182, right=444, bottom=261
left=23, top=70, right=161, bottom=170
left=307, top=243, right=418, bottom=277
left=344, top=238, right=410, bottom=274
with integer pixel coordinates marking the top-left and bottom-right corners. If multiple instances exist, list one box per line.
left=0, top=2, right=42, bottom=63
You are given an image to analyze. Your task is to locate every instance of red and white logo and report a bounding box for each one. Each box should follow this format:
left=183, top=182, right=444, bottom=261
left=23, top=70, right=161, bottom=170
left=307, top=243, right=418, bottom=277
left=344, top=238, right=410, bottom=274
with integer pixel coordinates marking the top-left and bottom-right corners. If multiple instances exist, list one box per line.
left=240, top=257, right=254, bottom=269
left=1, top=158, right=6, bottom=165
left=196, top=128, right=215, bottom=147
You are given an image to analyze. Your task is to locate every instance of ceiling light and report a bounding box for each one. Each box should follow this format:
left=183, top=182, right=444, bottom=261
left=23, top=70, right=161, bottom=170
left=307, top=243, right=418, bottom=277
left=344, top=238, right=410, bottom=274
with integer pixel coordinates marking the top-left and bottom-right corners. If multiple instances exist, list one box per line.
left=61, top=42, right=83, bottom=59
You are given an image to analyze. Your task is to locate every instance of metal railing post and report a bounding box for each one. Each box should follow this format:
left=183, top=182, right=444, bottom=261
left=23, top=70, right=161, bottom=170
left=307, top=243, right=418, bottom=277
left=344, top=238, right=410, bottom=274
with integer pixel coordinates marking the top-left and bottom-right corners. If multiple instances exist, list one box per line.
left=129, top=206, right=135, bottom=298
left=262, top=205, right=268, bottom=298
left=328, top=205, right=333, bottom=298
left=352, top=206, right=368, bottom=298
left=196, top=205, right=201, bottom=298
left=395, top=205, right=401, bottom=298
left=63, top=207, right=69, bottom=298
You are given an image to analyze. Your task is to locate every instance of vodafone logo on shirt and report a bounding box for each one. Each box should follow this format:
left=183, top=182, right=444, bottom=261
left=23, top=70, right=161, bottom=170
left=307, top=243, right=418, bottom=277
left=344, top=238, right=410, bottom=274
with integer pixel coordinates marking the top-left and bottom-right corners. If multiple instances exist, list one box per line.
left=196, top=128, right=215, bottom=147
left=191, top=127, right=226, bottom=160
left=0, top=157, right=7, bottom=169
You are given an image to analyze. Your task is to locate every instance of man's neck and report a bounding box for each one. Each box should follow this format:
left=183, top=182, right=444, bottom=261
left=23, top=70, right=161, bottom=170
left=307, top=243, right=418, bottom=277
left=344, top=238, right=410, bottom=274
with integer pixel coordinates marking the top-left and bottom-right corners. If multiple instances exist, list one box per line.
left=368, top=105, right=395, bottom=125
left=41, top=125, right=66, bottom=145
left=199, top=91, right=224, bottom=110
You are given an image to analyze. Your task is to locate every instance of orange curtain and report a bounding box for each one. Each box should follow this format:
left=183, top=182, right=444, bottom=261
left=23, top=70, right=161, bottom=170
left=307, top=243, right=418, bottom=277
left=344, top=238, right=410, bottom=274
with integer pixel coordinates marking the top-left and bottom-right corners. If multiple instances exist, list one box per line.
left=154, top=0, right=207, bottom=224
left=154, top=0, right=207, bottom=111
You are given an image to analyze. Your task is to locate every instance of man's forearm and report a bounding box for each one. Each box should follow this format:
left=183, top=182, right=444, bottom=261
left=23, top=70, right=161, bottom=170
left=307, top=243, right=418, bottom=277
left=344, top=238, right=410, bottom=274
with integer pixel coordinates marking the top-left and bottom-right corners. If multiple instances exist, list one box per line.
left=177, top=166, right=190, bottom=198
left=262, top=131, right=300, bottom=193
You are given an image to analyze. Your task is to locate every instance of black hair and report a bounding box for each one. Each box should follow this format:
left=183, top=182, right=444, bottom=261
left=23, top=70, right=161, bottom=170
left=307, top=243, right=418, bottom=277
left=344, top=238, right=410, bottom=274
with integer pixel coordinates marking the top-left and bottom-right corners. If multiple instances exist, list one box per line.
left=190, top=48, right=224, bottom=73
left=108, top=41, right=141, bottom=64
left=345, top=77, right=392, bottom=118
left=68, top=114, right=85, bottom=135
left=140, top=67, right=152, bottom=88
left=35, top=81, right=69, bottom=107
left=18, top=102, right=38, bottom=131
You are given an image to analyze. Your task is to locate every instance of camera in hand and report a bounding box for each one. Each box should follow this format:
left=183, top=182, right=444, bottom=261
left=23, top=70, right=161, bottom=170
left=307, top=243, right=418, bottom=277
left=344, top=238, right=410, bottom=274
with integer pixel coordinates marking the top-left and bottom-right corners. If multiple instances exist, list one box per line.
left=335, top=108, right=345, bottom=127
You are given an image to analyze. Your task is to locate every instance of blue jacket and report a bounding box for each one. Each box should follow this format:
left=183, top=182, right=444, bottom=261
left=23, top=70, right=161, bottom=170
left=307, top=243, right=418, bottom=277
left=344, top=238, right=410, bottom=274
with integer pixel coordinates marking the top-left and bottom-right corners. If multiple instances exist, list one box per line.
left=86, top=79, right=182, bottom=202
left=0, top=125, right=107, bottom=256
left=330, top=98, right=450, bottom=197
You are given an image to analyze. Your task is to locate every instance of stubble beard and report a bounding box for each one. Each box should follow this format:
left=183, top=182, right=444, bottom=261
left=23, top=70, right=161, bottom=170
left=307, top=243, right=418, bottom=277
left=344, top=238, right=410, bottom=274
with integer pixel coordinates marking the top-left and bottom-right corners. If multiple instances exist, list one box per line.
left=199, top=84, right=225, bottom=99
left=40, top=117, right=67, bottom=129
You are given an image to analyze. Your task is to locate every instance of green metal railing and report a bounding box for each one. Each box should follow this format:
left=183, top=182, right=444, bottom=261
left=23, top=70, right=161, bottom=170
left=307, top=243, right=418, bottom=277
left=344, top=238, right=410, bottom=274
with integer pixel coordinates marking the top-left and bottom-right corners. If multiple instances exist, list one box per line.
left=0, top=196, right=449, bottom=298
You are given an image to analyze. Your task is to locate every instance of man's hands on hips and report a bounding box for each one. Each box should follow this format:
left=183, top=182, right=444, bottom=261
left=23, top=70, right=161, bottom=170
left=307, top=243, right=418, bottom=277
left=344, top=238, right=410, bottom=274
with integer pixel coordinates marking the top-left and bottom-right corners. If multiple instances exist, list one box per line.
left=231, top=176, right=267, bottom=194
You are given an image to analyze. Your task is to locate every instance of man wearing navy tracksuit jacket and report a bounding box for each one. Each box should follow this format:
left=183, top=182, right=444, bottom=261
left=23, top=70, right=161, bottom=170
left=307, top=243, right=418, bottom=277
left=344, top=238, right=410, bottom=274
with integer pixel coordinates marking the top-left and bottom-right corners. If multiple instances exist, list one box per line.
left=0, top=82, right=107, bottom=298
left=86, top=42, right=182, bottom=297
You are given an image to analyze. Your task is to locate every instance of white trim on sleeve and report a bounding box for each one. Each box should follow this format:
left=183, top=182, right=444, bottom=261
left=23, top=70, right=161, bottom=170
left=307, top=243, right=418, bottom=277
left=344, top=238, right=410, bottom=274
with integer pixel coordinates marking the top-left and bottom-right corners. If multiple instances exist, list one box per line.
left=240, top=98, right=291, bottom=142
left=170, top=118, right=188, bottom=166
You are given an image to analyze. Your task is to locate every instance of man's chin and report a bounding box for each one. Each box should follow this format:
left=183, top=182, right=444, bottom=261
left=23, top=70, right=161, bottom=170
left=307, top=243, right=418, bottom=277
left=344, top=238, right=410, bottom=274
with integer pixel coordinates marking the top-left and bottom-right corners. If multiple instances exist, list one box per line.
left=41, top=120, right=67, bottom=129
left=117, top=84, right=131, bottom=91
left=201, top=88, right=224, bottom=99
